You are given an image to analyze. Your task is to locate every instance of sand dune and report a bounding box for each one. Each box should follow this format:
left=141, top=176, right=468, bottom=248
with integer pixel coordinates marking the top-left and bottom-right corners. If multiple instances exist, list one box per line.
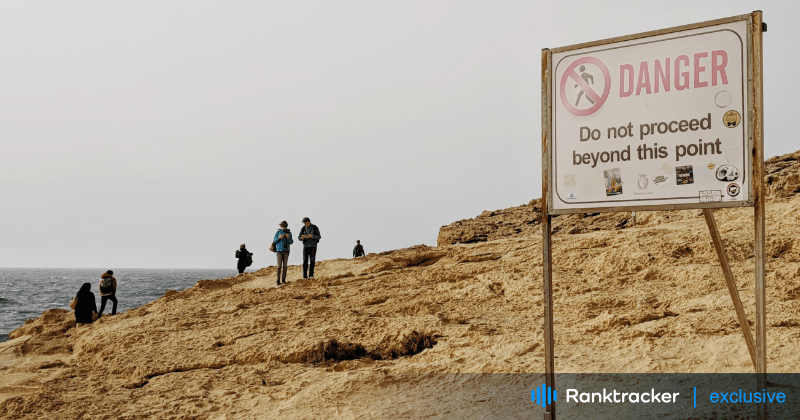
left=1, top=151, right=799, bottom=419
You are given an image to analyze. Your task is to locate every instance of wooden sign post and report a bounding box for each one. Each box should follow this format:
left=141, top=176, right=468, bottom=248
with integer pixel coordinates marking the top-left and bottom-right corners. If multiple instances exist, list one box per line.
left=541, top=12, right=765, bottom=419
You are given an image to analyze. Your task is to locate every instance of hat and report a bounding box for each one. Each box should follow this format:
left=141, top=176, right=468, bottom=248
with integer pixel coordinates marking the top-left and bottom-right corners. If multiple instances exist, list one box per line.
left=302, top=217, right=310, bottom=223
left=280, top=221, right=288, bottom=227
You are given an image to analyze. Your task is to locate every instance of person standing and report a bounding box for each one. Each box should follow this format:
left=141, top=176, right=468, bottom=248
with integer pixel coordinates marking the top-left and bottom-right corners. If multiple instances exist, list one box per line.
left=353, top=240, right=365, bottom=258
left=71, top=283, right=97, bottom=327
left=273, top=221, right=293, bottom=285
left=236, top=244, right=252, bottom=275
left=298, top=217, right=321, bottom=278
left=97, top=270, right=117, bottom=318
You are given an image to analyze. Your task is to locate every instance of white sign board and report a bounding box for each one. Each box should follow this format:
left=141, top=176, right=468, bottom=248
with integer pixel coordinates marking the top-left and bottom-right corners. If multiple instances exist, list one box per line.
left=547, top=18, right=753, bottom=214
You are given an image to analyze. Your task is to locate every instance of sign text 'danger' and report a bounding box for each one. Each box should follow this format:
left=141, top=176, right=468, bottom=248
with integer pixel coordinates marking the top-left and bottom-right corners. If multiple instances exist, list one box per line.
left=620, top=50, right=728, bottom=97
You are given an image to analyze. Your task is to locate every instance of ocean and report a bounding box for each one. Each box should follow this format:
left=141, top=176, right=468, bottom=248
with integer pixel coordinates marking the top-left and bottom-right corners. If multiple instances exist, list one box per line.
left=0, top=267, right=242, bottom=342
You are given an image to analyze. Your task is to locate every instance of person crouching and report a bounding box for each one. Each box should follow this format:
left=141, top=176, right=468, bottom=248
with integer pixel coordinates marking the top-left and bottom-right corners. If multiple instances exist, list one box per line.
left=71, top=283, right=98, bottom=326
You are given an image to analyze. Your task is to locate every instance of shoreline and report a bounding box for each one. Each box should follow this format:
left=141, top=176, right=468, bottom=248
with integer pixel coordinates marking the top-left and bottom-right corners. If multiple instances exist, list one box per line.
left=0, top=268, right=238, bottom=343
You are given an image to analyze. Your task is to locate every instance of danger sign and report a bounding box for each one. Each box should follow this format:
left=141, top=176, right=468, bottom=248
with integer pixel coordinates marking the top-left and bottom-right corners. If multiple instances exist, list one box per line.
left=544, top=16, right=757, bottom=214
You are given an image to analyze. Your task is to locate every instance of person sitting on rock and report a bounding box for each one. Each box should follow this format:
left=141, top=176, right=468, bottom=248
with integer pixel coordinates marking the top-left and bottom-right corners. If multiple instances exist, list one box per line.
left=72, top=283, right=97, bottom=327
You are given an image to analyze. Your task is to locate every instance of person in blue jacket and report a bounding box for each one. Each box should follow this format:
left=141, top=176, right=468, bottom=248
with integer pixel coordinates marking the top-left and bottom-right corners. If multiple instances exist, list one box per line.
left=273, top=221, right=293, bottom=285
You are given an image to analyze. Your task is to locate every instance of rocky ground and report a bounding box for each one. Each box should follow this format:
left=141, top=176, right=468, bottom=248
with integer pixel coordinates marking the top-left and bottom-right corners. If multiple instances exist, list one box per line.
left=1, top=151, right=800, bottom=419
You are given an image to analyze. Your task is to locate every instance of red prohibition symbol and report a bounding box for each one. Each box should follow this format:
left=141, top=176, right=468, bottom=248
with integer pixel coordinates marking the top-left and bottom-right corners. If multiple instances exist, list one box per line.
left=559, top=57, right=611, bottom=117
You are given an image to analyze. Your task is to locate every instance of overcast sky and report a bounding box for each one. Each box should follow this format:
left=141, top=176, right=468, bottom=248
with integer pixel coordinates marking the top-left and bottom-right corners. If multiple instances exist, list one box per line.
left=0, top=1, right=795, bottom=269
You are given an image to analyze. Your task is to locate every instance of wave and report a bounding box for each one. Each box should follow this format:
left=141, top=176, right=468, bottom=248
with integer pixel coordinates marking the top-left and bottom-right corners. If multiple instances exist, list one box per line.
left=0, top=297, right=16, bottom=305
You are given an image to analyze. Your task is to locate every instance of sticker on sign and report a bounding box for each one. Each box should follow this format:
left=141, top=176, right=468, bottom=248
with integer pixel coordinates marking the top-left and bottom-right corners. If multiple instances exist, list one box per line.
left=700, top=190, right=723, bottom=203
left=545, top=16, right=755, bottom=214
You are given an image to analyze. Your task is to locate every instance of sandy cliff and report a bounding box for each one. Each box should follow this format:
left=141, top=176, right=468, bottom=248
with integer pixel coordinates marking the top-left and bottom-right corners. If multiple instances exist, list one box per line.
left=1, top=151, right=800, bottom=419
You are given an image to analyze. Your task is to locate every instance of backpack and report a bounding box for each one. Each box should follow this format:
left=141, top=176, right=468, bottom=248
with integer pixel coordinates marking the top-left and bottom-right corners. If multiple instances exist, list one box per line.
left=245, top=252, right=253, bottom=267
left=100, top=277, right=114, bottom=294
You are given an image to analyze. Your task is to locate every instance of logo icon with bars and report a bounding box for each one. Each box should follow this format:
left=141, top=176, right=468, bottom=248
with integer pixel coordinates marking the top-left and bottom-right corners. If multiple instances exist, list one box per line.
left=531, top=383, right=557, bottom=408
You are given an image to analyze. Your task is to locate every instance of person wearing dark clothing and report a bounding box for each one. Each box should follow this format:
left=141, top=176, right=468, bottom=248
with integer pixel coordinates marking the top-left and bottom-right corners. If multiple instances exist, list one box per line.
left=273, top=221, right=293, bottom=285
left=299, top=217, right=321, bottom=278
left=97, top=270, right=118, bottom=318
left=73, top=283, right=97, bottom=326
left=236, top=244, right=252, bottom=274
left=353, top=240, right=365, bottom=258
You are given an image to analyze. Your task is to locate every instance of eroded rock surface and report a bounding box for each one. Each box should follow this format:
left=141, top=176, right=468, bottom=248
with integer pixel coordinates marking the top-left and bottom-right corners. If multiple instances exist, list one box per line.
left=438, top=151, right=800, bottom=246
left=2, top=153, right=800, bottom=419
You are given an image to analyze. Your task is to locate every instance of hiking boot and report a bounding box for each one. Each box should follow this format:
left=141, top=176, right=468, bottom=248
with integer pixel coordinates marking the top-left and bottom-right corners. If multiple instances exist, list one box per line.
left=281, top=280, right=286, bottom=284
left=276, top=281, right=281, bottom=286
